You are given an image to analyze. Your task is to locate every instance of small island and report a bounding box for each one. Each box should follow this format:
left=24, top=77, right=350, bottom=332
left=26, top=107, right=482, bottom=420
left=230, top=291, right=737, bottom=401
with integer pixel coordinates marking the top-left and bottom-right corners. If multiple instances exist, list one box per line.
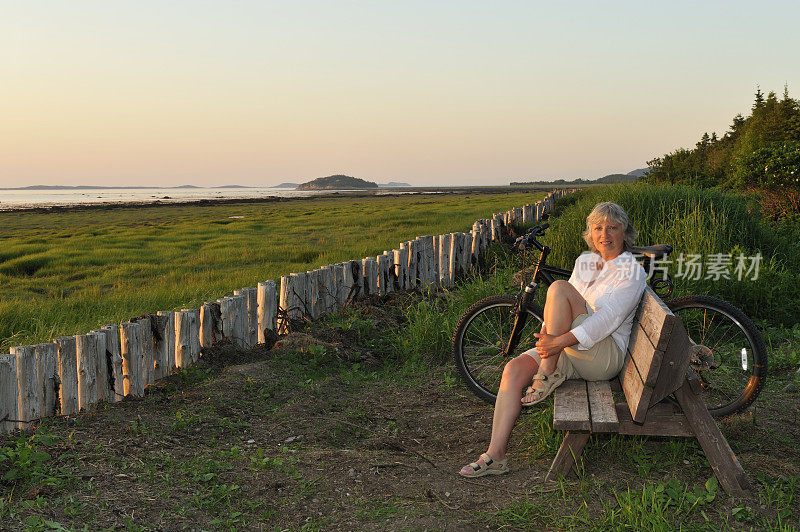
left=296, top=175, right=379, bottom=190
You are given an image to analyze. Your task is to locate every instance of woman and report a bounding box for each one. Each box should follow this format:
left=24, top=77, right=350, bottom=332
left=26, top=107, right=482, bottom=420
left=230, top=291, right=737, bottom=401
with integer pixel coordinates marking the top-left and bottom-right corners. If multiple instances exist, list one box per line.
left=460, top=202, right=646, bottom=477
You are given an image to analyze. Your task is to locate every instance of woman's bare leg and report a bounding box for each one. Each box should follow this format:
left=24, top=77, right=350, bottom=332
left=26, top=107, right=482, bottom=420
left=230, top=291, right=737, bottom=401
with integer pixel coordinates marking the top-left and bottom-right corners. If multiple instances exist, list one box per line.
left=483, top=354, right=539, bottom=461
left=461, top=280, right=589, bottom=472
left=537, top=280, right=587, bottom=375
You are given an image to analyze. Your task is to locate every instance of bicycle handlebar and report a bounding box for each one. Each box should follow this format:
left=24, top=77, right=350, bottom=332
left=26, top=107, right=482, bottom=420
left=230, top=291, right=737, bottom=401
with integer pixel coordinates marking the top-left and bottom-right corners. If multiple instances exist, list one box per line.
left=515, top=223, right=550, bottom=250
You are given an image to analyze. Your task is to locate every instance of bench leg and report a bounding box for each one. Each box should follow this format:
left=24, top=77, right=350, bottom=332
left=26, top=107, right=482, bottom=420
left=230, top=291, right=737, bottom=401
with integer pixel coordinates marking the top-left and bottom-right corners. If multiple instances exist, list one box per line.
left=545, top=431, right=590, bottom=481
left=674, top=378, right=750, bottom=497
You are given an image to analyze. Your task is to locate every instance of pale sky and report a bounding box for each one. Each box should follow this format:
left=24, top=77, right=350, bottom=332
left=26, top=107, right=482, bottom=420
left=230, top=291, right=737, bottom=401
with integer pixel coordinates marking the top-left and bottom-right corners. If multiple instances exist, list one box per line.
left=2, top=1, right=799, bottom=187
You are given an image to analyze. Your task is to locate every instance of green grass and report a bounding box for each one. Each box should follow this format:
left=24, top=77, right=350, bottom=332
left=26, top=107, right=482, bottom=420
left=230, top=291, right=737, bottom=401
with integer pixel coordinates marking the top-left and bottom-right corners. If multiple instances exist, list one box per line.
left=0, top=193, right=543, bottom=349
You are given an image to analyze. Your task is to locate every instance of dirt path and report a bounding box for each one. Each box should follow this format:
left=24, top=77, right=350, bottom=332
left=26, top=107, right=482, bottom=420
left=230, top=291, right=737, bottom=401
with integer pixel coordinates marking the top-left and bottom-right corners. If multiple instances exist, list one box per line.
left=2, top=310, right=799, bottom=530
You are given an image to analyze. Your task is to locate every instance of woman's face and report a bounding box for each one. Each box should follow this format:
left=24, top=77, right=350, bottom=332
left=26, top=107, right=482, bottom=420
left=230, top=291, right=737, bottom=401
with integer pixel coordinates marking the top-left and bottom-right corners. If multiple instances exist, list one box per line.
left=591, top=217, right=625, bottom=260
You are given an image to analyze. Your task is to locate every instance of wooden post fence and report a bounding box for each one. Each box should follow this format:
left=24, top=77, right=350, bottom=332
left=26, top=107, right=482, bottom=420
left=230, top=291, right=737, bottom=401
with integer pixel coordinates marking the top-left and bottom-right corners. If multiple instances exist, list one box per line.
left=0, top=191, right=570, bottom=433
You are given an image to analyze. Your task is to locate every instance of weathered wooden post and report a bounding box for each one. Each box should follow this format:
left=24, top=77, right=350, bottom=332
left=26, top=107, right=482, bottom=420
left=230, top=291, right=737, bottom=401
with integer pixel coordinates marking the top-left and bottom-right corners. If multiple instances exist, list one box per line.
left=55, top=336, right=78, bottom=414
left=376, top=253, right=388, bottom=296
left=316, top=268, right=329, bottom=314
left=457, top=232, right=466, bottom=274
left=359, top=258, right=374, bottom=297
left=133, top=316, right=154, bottom=388
left=490, top=218, right=501, bottom=242
left=380, top=251, right=394, bottom=293
left=101, top=325, right=124, bottom=402
left=257, top=280, right=277, bottom=343
left=74, top=334, right=98, bottom=411
left=0, top=354, right=19, bottom=433
left=314, top=269, right=327, bottom=314
left=153, top=313, right=173, bottom=377
left=406, top=240, right=418, bottom=288
left=120, top=321, right=143, bottom=397
left=322, top=265, right=337, bottom=311
left=412, top=238, right=425, bottom=286
left=200, top=302, right=217, bottom=352
left=394, top=248, right=408, bottom=290
left=462, top=232, right=474, bottom=274
left=177, top=309, right=193, bottom=366
left=428, top=235, right=439, bottom=285
left=350, top=260, right=363, bottom=300
left=182, top=308, right=202, bottom=362
left=219, top=297, right=234, bottom=340
left=399, top=243, right=410, bottom=289
left=448, top=233, right=461, bottom=282
left=303, top=271, right=318, bottom=319
left=89, top=331, right=109, bottom=402
left=278, top=274, right=304, bottom=333
left=470, top=225, right=482, bottom=269
left=457, top=232, right=468, bottom=277
left=438, top=233, right=452, bottom=285
left=176, top=310, right=195, bottom=366
left=156, top=311, right=176, bottom=375
left=415, top=236, right=430, bottom=286
left=34, top=343, right=59, bottom=417
left=314, top=269, right=326, bottom=317
left=238, top=294, right=250, bottom=346
left=432, top=235, right=439, bottom=279
left=235, top=288, right=258, bottom=346
left=222, top=294, right=248, bottom=348
left=333, top=263, right=348, bottom=306
left=337, top=262, right=350, bottom=304
left=10, top=346, right=39, bottom=430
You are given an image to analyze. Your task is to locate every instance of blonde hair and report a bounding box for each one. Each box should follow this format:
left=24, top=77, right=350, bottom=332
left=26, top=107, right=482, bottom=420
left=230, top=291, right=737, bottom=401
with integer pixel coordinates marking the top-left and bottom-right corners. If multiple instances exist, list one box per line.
left=582, top=202, right=637, bottom=253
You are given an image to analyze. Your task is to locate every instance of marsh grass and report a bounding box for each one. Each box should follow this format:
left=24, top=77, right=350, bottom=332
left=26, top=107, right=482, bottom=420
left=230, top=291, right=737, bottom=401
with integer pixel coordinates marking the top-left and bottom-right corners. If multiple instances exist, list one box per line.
left=0, top=193, right=543, bottom=349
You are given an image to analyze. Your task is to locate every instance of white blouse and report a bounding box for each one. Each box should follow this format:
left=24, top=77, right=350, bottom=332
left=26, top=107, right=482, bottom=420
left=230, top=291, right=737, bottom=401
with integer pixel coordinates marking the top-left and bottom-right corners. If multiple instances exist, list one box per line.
left=567, top=251, right=647, bottom=353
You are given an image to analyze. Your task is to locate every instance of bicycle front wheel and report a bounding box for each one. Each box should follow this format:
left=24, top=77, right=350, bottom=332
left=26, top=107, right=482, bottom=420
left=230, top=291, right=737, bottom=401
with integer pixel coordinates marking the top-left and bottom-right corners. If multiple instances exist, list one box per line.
left=453, top=295, right=544, bottom=404
left=667, top=295, right=768, bottom=417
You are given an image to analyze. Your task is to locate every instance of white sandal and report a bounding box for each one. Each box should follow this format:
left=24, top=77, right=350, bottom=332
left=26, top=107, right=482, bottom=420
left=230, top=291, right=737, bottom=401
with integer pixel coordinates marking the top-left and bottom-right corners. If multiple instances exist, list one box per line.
left=459, top=452, right=509, bottom=478
left=521, top=370, right=566, bottom=406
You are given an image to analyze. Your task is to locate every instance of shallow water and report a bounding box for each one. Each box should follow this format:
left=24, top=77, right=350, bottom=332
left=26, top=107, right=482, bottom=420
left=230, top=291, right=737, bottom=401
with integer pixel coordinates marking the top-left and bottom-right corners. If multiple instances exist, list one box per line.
left=0, top=187, right=412, bottom=210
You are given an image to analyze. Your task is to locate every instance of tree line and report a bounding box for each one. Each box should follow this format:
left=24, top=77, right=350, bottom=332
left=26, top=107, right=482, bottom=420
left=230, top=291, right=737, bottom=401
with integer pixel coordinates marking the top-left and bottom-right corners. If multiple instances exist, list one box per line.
left=645, top=87, right=800, bottom=208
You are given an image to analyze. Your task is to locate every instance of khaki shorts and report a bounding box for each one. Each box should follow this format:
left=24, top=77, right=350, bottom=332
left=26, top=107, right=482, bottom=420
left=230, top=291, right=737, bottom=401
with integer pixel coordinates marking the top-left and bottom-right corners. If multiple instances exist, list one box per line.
left=523, top=303, right=625, bottom=381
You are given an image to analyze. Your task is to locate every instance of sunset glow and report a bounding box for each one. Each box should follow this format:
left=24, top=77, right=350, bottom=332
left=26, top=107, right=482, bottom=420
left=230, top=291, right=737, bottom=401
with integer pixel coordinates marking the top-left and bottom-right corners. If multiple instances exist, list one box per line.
left=2, top=1, right=799, bottom=187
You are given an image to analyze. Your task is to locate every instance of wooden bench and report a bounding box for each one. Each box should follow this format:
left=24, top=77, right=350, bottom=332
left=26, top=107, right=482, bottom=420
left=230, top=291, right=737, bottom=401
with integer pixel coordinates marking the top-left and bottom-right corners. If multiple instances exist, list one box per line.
left=547, top=287, right=750, bottom=497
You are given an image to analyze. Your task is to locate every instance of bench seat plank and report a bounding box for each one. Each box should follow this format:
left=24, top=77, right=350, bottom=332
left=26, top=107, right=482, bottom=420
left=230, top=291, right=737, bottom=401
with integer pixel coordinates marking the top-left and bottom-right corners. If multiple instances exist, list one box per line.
left=587, top=381, right=618, bottom=433
left=553, top=379, right=590, bottom=431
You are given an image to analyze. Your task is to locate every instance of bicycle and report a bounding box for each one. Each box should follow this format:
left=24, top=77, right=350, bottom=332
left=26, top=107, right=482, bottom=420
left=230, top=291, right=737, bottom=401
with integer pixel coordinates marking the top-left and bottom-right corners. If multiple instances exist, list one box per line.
left=452, top=223, right=768, bottom=418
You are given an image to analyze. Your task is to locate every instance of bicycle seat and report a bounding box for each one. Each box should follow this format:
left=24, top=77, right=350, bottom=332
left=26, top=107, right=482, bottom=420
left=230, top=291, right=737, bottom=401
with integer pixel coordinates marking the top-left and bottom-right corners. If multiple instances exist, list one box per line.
left=629, top=244, right=673, bottom=260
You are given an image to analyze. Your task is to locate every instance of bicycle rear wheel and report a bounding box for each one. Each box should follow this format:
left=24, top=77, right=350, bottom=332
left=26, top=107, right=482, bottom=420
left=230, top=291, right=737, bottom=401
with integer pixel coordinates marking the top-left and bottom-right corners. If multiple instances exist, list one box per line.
left=667, top=295, right=767, bottom=417
left=452, top=295, right=544, bottom=404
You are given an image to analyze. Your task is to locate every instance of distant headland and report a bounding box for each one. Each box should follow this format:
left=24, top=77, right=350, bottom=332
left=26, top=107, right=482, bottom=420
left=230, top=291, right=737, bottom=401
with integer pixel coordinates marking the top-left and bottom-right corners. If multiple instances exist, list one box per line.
left=296, top=175, right=410, bottom=190
left=510, top=168, right=646, bottom=186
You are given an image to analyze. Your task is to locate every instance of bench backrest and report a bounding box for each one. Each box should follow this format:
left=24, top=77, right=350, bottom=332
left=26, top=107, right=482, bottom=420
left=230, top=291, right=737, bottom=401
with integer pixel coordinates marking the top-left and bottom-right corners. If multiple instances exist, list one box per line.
left=617, top=286, right=691, bottom=423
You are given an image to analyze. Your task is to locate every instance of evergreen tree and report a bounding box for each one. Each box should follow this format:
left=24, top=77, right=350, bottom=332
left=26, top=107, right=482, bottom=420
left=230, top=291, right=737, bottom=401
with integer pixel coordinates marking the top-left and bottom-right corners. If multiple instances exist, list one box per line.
left=645, top=86, right=800, bottom=194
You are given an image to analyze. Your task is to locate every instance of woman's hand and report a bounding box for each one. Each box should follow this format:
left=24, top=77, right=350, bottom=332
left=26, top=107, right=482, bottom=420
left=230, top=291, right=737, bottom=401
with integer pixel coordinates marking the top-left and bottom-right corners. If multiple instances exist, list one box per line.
left=533, top=331, right=577, bottom=358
